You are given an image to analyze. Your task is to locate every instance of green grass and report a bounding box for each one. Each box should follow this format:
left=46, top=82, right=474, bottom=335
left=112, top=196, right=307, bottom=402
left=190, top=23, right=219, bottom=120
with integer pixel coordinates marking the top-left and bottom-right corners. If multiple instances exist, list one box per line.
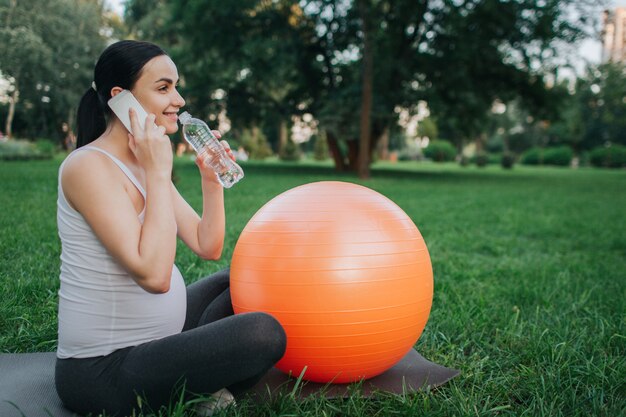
left=1, top=156, right=624, bottom=416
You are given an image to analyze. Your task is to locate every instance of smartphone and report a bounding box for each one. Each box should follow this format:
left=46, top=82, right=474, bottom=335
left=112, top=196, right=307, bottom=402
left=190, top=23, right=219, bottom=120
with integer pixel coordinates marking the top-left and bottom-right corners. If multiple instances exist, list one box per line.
left=107, top=90, right=149, bottom=133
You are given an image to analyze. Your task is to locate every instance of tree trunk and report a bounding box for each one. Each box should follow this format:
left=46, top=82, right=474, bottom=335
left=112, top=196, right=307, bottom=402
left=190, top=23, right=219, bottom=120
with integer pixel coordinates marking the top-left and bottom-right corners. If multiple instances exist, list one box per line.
left=357, top=0, right=373, bottom=179
left=475, top=133, right=486, bottom=153
left=347, top=140, right=359, bottom=171
left=376, top=126, right=390, bottom=160
left=278, top=119, right=288, bottom=153
left=6, top=88, right=19, bottom=138
left=326, top=130, right=347, bottom=171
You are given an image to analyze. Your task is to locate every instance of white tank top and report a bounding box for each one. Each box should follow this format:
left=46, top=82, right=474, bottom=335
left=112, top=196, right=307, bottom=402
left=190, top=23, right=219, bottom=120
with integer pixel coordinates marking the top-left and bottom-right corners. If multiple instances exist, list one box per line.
left=56, top=146, right=186, bottom=359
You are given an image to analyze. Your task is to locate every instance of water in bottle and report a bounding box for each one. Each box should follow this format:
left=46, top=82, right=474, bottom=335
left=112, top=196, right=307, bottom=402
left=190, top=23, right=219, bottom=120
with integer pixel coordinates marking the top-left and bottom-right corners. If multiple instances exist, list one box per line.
left=179, top=111, right=244, bottom=188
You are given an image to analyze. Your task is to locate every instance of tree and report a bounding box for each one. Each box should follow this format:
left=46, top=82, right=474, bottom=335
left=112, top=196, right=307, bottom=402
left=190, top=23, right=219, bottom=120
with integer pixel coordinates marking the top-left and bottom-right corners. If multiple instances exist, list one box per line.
left=426, top=0, right=590, bottom=152
left=129, top=0, right=601, bottom=177
left=0, top=25, right=51, bottom=137
left=356, top=0, right=373, bottom=178
left=575, top=63, right=626, bottom=149
left=0, top=0, right=107, bottom=140
left=130, top=0, right=325, bottom=153
left=418, top=117, right=438, bottom=142
left=302, top=0, right=595, bottom=175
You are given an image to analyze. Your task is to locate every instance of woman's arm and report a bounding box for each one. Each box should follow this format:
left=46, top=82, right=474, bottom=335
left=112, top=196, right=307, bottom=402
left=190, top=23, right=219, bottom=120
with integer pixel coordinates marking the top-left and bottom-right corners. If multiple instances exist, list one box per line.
left=172, top=179, right=225, bottom=260
left=62, top=153, right=177, bottom=294
left=63, top=113, right=177, bottom=294
left=174, top=134, right=234, bottom=260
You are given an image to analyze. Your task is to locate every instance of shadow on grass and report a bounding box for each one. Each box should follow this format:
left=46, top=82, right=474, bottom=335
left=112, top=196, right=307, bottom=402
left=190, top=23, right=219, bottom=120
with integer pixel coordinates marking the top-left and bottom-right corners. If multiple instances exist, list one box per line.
left=242, top=161, right=548, bottom=185
left=173, top=158, right=570, bottom=188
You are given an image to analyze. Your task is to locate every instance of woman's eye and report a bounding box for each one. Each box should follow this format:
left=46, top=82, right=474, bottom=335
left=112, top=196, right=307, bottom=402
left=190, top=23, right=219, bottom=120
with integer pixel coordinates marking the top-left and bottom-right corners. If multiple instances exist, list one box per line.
left=159, top=85, right=169, bottom=92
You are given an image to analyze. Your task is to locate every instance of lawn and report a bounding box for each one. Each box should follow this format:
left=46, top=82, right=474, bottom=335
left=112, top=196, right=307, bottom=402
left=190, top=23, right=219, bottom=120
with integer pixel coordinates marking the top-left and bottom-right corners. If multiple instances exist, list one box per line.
left=0, top=156, right=624, bottom=416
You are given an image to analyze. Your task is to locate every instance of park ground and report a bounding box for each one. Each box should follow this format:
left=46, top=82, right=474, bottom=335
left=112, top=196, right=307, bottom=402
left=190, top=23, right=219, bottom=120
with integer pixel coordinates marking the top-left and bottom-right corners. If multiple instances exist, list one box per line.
left=0, top=157, right=624, bottom=416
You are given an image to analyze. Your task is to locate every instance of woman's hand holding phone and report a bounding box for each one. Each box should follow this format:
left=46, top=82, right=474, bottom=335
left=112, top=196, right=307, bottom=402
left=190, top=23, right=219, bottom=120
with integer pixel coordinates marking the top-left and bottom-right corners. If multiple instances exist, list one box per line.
left=107, top=90, right=172, bottom=177
left=128, top=108, right=173, bottom=178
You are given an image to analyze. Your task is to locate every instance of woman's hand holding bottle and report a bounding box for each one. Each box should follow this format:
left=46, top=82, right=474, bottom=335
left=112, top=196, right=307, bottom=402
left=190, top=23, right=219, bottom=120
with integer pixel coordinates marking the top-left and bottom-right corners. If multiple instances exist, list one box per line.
left=195, top=131, right=237, bottom=185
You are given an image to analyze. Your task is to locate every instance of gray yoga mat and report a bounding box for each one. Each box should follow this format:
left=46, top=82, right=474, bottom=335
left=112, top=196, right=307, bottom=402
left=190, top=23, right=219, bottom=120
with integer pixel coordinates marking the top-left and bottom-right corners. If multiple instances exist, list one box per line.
left=0, top=349, right=459, bottom=417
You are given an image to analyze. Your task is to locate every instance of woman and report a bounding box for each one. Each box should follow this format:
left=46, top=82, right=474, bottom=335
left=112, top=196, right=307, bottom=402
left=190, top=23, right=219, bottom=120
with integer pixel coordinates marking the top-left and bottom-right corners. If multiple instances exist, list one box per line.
left=55, top=40, right=286, bottom=416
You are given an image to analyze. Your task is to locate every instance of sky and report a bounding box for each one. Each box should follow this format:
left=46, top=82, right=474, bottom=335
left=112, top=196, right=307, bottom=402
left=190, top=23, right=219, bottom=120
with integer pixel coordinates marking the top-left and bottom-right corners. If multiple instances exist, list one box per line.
left=105, top=0, right=626, bottom=74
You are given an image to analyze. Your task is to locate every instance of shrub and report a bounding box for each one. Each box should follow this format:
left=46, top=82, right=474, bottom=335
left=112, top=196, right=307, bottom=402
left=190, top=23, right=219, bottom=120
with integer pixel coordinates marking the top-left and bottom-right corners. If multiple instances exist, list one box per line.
left=279, top=138, right=302, bottom=162
left=501, top=152, right=515, bottom=169
left=397, top=147, right=423, bottom=161
left=458, top=155, right=471, bottom=167
left=520, top=147, right=543, bottom=165
left=543, top=146, right=573, bottom=166
left=488, top=153, right=501, bottom=165
left=423, top=140, right=456, bottom=162
left=240, top=128, right=273, bottom=160
left=35, top=139, right=57, bottom=157
left=312, top=134, right=329, bottom=161
left=475, top=152, right=489, bottom=167
left=0, top=139, right=55, bottom=161
left=589, top=145, right=626, bottom=168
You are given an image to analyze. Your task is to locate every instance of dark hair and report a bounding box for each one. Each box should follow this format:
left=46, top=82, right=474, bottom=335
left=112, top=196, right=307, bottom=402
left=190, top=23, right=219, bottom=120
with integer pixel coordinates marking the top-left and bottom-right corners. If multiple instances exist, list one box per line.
left=76, top=40, right=167, bottom=147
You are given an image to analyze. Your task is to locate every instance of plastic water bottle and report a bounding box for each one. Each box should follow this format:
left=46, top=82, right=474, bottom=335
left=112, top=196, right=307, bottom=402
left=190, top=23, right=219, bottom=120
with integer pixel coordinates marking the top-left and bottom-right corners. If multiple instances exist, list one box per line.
left=179, top=111, right=244, bottom=188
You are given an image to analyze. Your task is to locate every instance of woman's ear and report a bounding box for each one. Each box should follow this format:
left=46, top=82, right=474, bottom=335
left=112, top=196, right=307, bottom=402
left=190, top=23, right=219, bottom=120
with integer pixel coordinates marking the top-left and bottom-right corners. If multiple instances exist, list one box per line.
left=109, top=87, right=125, bottom=98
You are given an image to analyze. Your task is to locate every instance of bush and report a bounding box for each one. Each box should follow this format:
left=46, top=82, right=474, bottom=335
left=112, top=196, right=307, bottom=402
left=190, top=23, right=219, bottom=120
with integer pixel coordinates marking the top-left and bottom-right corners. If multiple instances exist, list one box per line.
left=458, top=155, right=471, bottom=167
left=423, top=140, right=456, bottom=162
left=312, top=134, right=329, bottom=161
left=35, top=139, right=57, bottom=157
left=279, top=138, right=302, bottom=162
left=501, top=152, right=515, bottom=169
left=520, top=147, right=543, bottom=165
left=0, top=139, right=55, bottom=161
left=475, top=152, right=489, bottom=167
left=240, top=128, right=273, bottom=160
left=543, top=146, right=573, bottom=166
left=589, top=145, right=626, bottom=168
left=521, top=146, right=573, bottom=167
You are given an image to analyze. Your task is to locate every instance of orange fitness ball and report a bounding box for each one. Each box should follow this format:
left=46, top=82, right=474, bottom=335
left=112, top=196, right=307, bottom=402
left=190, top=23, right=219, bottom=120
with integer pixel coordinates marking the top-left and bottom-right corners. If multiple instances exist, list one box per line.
left=230, top=181, right=433, bottom=383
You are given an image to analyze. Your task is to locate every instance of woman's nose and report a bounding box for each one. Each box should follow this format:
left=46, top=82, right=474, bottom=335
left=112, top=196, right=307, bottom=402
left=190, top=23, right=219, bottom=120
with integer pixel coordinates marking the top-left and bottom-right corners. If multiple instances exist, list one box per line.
left=174, top=91, right=186, bottom=108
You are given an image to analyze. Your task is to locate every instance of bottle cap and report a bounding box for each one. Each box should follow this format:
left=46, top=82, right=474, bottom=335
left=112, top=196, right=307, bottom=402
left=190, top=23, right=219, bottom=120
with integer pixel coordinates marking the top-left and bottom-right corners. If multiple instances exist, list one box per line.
left=178, top=111, right=192, bottom=124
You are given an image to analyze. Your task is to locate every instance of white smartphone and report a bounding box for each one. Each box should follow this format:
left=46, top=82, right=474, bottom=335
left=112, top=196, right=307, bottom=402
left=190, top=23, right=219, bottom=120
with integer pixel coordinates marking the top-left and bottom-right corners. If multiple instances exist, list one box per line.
left=107, top=90, right=149, bottom=133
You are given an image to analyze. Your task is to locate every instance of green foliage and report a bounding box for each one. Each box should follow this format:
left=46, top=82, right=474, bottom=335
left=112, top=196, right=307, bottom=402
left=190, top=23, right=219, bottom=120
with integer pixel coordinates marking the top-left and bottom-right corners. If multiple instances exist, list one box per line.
left=428, top=0, right=587, bottom=147
left=34, top=139, right=57, bottom=157
left=0, top=139, right=54, bottom=161
left=474, top=152, right=489, bottom=167
left=543, top=146, right=573, bottom=167
left=501, top=152, right=516, bottom=169
left=574, top=63, right=626, bottom=150
left=520, top=146, right=574, bottom=167
left=589, top=145, right=626, bottom=168
left=520, top=147, right=543, bottom=165
left=278, top=138, right=302, bottom=162
left=239, top=128, right=273, bottom=160
left=139, top=0, right=599, bottom=173
left=423, top=140, right=457, bottom=162
left=485, top=134, right=505, bottom=153
left=418, top=118, right=438, bottom=141
left=0, top=0, right=108, bottom=139
left=312, top=133, right=329, bottom=161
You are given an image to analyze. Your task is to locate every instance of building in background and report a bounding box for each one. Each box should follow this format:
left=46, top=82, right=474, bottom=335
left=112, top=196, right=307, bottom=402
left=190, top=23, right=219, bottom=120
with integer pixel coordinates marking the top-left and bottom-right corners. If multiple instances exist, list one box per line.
left=602, top=7, right=626, bottom=63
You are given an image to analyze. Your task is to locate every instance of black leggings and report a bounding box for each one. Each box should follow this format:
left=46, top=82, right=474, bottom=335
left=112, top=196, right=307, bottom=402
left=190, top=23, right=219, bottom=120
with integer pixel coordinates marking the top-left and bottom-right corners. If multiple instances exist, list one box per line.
left=55, top=269, right=286, bottom=416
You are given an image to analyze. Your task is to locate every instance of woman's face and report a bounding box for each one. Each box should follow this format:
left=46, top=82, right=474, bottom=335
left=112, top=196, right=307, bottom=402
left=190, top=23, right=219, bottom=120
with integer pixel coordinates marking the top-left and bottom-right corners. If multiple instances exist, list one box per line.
left=131, top=55, right=186, bottom=134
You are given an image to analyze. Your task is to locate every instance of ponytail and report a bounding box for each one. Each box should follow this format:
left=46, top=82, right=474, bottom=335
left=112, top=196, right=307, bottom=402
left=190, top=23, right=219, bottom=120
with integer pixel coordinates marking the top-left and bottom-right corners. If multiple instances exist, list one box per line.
left=76, top=87, right=106, bottom=148
left=75, top=40, right=167, bottom=148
